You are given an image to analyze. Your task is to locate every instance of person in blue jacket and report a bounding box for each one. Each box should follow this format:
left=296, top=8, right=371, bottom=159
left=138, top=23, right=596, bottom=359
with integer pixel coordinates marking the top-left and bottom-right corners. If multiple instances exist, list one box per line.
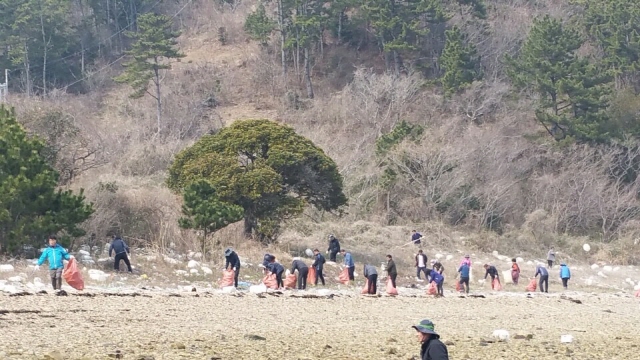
left=35, top=235, right=72, bottom=291
left=340, top=249, right=355, bottom=281
left=559, top=263, right=571, bottom=290
left=458, top=262, right=470, bottom=294
left=224, top=248, right=241, bottom=288
left=429, top=268, right=444, bottom=296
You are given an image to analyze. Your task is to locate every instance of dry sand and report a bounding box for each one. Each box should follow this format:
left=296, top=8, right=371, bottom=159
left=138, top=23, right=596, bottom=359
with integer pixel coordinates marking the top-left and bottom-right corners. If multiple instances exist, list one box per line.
left=1, top=288, right=639, bottom=360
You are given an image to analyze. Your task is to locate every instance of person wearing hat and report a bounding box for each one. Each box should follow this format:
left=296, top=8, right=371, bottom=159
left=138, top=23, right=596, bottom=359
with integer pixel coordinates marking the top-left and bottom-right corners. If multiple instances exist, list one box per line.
left=327, top=234, right=341, bottom=262
left=412, top=319, right=449, bottom=360
left=460, top=254, right=472, bottom=267
left=559, top=263, right=571, bottom=290
left=224, top=248, right=241, bottom=288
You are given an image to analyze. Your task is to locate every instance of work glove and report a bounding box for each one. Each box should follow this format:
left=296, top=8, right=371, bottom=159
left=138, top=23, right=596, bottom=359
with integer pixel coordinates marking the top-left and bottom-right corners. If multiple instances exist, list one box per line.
left=34, top=265, right=40, bottom=271
left=325, top=250, right=329, bottom=254
left=232, top=267, right=237, bottom=271
left=69, top=255, right=75, bottom=259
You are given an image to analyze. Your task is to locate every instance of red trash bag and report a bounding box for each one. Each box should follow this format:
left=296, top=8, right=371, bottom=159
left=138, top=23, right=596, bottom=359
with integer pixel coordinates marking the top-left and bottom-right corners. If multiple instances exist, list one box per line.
left=283, top=273, right=297, bottom=289
left=337, top=268, right=350, bottom=285
left=263, top=273, right=278, bottom=289
left=386, top=278, right=398, bottom=296
left=219, top=269, right=235, bottom=288
left=62, top=258, right=84, bottom=290
left=427, top=281, right=437, bottom=295
left=492, top=278, right=502, bottom=291
left=525, top=278, right=537, bottom=292
left=361, top=279, right=369, bottom=294
left=307, top=267, right=317, bottom=285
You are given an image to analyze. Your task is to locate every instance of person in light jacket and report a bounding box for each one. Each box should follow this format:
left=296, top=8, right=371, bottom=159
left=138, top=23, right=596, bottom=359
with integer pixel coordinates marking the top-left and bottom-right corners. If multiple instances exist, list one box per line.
left=415, top=250, right=428, bottom=281
left=363, top=264, right=378, bottom=294
left=547, top=247, right=556, bottom=268
left=559, top=263, right=571, bottom=290
left=413, top=319, right=449, bottom=360
left=340, top=249, right=355, bottom=281
left=36, top=235, right=72, bottom=291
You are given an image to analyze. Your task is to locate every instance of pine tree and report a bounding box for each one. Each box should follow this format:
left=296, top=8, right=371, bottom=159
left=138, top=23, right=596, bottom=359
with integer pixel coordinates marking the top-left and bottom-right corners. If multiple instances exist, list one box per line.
left=507, top=15, right=612, bottom=143
left=244, top=3, right=275, bottom=46
left=440, top=26, right=481, bottom=96
left=115, top=13, right=184, bottom=133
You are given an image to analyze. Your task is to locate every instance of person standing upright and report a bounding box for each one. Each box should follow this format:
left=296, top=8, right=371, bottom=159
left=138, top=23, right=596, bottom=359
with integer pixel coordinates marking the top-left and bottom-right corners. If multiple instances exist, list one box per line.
left=312, top=249, right=326, bottom=286
left=511, top=258, right=521, bottom=285
left=386, top=255, right=398, bottom=288
left=224, top=248, right=241, bottom=288
left=559, top=263, right=571, bottom=290
left=415, top=250, right=428, bottom=282
left=364, top=264, right=378, bottom=294
left=340, top=249, right=355, bottom=281
left=327, top=234, right=341, bottom=262
left=35, top=235, right=72, bottom=291
left=109, top=235, right=132, bottom=273
left=547, top=247, right=556, bottom=268
left=458, top=262, right=470, bottom=294
left=411, top=230, right=423, bottom=248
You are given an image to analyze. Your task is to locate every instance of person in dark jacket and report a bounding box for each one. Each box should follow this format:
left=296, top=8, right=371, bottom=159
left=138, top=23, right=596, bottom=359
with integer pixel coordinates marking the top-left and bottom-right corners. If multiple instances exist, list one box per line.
left=458, top=263, right=470, bottom=294
left=262, top=253, right=275, bottom=271
left=109, top=235, right=132, bottom=272
left=535, top=264, right=549, bottom=293
left=415, top=250, right=428, bottom=281
left=291, top=259, right=309, bottom=290
left=484, top=264, right=500, bottom=288
left=412, top=319, right=449, bottom=360
left=386, top=255, right=398, bottom=288
left=35, top=235, right=73, bottom=291
left=312, top=249, right=326, bottom=286
left=340, top=249, right=355, bottom=281
left=266, top=259, right=285, bottom=289
left=327, top=234, right=341, bottom=262
left=363, top=264, right=378, bottom=294
left=224, top=248, right=241, bottom=288
left=411, top=230, right=423, bottom=247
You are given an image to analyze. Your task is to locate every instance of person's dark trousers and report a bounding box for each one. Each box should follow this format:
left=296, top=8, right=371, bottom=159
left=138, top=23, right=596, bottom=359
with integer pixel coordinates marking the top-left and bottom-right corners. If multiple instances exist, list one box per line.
left=562, top=278, right=568, bottom=289
left=234, top=267, right=240, bottom=288
left=50, top=268, right=62, bottom=290
left=316, top=268, right=325, bottom=286
left=348, top=266, right=355, bottom=281
left=437, top=282, right=443, bottom=295
left=460, top=277, right=470, bottom=294
left=547, top=260, right=553, bottom=268
left=417, top=267, right=428, bottom=279
left=390, top=274, right=397, bottom=288
left=539, top=275, right=549, bottom=293
left=114, top=253, right=132, bottom=272
left=298, top=268, right=309, bottom=289
left=276, top=270, right=284, bottom=288
left=329, top=251, right=338, bottom=262
left=367, top=274, right=378, bottom=294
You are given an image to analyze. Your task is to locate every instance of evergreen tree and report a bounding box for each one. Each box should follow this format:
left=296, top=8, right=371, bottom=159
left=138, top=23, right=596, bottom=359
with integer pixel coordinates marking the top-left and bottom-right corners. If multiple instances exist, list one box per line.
left=581, top=0, right=640, bottom=88
left=0, top=106, right=93, bottom=253
left=115, top=13, right=184, bottom=133
left=440, top=26, right=481, bottom=95
left=507, top=15, right=612, bottom=143
left=244, top=3, right=275, bottom=46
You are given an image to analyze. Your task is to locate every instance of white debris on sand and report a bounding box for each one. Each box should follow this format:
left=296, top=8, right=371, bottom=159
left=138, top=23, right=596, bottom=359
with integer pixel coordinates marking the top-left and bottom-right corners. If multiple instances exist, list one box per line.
left=88, top=269, right=109, bottom=282
left=187, top=260, right=200, bottom=269
left=591, top=264, right=599, bottom=270
left=0, top=264, right=15, bottom=272
left=201, top=267, right=213, bottom=275
left=492, top=329, right=510, bottom=341
left=561, top=335, right=574, bottom=343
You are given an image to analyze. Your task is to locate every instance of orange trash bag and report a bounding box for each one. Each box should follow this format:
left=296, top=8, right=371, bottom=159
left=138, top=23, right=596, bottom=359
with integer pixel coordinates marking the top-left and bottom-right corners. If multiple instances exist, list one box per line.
left=219, top=269, right=235, bottom=288
left=635, top=289, right=640, bottom=298
left=337, top=268, right=350, bottom=285
left=525, top=278, right=537, bottom=292
left=62, top=258, right=84, bottom=290
left=386, top=278, right=398, bottom=296
left=307, top=267, right=317, bottom=285
left=263, top=273, right=278, bottom=289
left=361, top=279, right=369, bottom=294
left=283, top=273, right=297, bottom=289
left=427, top=281, right=437, bottom=295
left=455, top=280, right=462, bottom=292
left=492, top=278, right=502, bottom=291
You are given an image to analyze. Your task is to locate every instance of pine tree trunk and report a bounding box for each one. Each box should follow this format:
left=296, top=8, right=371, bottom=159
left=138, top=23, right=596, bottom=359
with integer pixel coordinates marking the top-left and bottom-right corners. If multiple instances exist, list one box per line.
left=23, top=42, right=31, bottom=97
left=277, top=0, right=287, bottom=77
left=154, top=64, right=162, bottom=133
left=40, top=13, right=48, bottom=97
left=337, top=11, right=343, bottom=45
left=304, top=47, right=314, bottom=99
left=393, top=50, right=401, bottom=76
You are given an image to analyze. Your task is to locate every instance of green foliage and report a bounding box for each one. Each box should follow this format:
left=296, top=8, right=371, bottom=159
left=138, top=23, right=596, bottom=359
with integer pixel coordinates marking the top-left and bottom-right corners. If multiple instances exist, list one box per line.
left=440, top=26, right=481, bottom=96
left=581, top=0, right=640, bottom=85
left=375, top=120, right=424, bottom=156
left=0, top=106, right=93, bottom=254
left=167, top=119, right=347, bottom=242
left=115, top=13, right=184, bottom=99
left=507, top=15, right=613, bottom=143
left=244, top=4, right=275, bottom=46
left=456, top=0, right=487, bottom=19
left=179, top=180, right=244, bottom=250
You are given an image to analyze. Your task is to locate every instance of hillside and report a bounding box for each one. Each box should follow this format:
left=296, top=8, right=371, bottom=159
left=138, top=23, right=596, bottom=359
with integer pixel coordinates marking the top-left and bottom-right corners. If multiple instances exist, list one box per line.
left=1, top=0, right=640, bottom=263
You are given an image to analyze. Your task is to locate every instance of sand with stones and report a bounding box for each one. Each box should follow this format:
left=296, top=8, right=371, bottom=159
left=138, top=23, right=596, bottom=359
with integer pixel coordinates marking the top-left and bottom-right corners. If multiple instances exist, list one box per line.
left=1, top=288, right=639, bottom=360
